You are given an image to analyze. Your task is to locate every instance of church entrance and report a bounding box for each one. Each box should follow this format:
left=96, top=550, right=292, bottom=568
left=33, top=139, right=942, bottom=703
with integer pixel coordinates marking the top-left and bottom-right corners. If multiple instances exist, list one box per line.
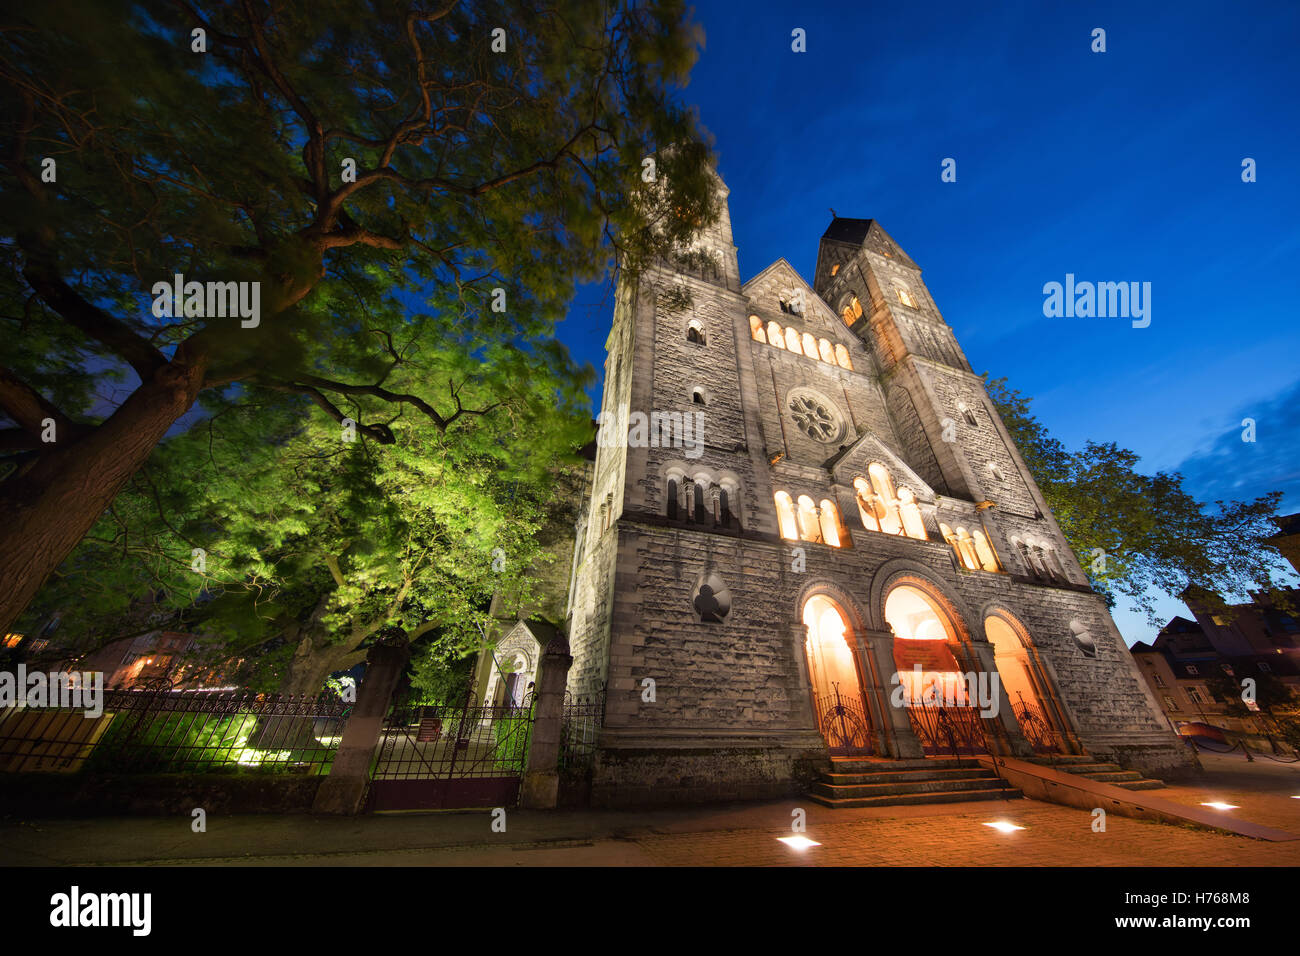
left=886, top=585, right=990, bottom=756
left=802, top=595, right=874, bottom=756
left=985, top=614, right=1063, bottom=754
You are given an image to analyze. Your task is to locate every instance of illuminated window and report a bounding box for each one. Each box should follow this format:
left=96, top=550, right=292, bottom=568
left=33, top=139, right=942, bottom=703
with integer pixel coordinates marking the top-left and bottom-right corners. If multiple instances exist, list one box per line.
left=784, top=327, right=803, bottom=355
left=818, top=338, right=835, bottom=364
left=830, top=263, right=840, bottom=276
left=954, top=528, right=980, bottom=570
left=775, top=492, right=799, bottom=540
left=834, top=344, right=853, bottom=370
left=819, top=499, right=844, bottom=548
left=801, top=332, right=819, bottom=359
left=767, top=320, right=785, bottom=347
left=896, top=284, right=917, bottom=308
left=797, top=495, right=823, bottom=543
left=972, top=530, right=1000, bottom=572
left=749, top=315, right=766, bottom=343
left=855, top=477, right=881, bottom=533
left=1164, top=696, right=1179, bottom=711
left=868, top=463, right=902, bottom=535
left=686, top=320, right=706, bottom=345
left=840, top=295, right=864, bottom=327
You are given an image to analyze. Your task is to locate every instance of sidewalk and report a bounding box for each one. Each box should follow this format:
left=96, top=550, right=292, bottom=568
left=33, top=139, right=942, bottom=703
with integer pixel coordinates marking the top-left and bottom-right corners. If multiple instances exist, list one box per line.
left=2, top=757, right=1298, bottom=866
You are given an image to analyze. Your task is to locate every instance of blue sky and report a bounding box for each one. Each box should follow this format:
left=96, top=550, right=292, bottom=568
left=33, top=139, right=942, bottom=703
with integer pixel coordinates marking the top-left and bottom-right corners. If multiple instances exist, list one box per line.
left=560, top=0, right=1300, bottom=644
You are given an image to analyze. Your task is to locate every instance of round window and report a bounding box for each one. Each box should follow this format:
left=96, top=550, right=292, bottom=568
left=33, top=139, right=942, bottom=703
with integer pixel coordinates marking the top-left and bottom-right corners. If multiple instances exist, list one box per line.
left=787, top=389, right=845, bottom=444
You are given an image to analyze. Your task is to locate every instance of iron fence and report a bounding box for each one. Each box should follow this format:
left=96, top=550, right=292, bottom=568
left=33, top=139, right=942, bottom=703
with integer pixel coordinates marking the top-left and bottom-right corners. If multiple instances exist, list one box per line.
left=370, top=691, right=535, bottom=781
left=904, top=700, right=990, bottom=755
left=813, top=684, right=874, bottom=756
left=559, top=691, right=605, bottom=774
left=0, top=686, right=350, bottom=775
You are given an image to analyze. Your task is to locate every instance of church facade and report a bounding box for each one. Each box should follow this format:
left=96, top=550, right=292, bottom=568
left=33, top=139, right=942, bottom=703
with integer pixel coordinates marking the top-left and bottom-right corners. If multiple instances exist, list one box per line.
left=563, top=181, right=1191, bottom=806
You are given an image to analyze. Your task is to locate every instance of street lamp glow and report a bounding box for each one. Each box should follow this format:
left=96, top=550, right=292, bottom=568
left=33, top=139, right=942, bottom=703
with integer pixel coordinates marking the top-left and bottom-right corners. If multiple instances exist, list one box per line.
left=777, top=835, right=821, bottom=850
left=1200, top=802, right=1239, bottom=810
left=983, top=821, right=1025, bottom=833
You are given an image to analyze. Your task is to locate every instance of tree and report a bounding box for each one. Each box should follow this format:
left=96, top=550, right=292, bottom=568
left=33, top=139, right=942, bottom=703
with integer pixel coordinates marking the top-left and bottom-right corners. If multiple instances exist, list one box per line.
left=984, top=376, right=1296, bottom=624
left=0, top=0, right=720, bottom=633
left=20, top=315, right=592, bottom=697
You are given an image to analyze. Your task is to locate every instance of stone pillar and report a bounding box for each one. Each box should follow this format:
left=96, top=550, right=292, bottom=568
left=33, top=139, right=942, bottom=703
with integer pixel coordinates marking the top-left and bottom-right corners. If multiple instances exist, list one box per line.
left=851, top=633, right=890, bottom=757
left=313, top=641, right=409, bottom=815
left=789, top=623, right=822, bottom=735
left=969, top=641, right=1033, bottom=757
left=864, top=628, right=924, bottom=759
left=519, top=633, right=574, bottom=809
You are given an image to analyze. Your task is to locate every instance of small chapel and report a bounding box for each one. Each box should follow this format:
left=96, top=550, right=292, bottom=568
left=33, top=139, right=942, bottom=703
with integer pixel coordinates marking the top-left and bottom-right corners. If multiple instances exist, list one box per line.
left=560, top=177, right=1191, bottom=806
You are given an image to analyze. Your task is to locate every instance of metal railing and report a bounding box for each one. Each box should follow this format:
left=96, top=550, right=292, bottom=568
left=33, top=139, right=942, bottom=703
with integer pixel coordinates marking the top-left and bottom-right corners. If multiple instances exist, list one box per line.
left=0, top=685, right=350, bottom=775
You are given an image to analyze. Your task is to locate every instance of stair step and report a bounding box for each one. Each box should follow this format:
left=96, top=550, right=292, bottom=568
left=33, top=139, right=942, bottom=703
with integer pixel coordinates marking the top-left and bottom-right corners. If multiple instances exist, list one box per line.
left=809, top=787, right=1023, bottom=809
left=830, top=758, right=981, bottom=772
left=822, top=767, right=1004, bottom=785
left=813, top=775, right=1005, bottom=798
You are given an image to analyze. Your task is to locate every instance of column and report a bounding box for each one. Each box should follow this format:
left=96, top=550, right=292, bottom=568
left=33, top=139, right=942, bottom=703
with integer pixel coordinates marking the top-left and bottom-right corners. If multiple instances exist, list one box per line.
left=864, top=628, right=924, bottom=759
left=519, top=633, right=574, bottom=809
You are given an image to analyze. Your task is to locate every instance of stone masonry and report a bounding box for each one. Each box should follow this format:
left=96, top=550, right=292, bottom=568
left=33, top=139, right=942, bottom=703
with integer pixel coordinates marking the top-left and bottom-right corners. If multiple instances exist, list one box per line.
left=564, top=178, right=1193, bottom=807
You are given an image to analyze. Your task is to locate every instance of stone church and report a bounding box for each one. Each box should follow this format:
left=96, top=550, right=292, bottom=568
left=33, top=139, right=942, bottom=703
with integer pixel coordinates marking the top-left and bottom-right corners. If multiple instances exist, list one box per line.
left=562, top=177, right=1191, bottom=806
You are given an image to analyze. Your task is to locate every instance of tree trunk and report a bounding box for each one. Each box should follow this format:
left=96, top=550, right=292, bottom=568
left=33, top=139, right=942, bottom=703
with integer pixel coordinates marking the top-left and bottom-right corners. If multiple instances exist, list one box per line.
left=247, top=634, right=362, bottom=750
left=0, top=351, right=208, bottom=634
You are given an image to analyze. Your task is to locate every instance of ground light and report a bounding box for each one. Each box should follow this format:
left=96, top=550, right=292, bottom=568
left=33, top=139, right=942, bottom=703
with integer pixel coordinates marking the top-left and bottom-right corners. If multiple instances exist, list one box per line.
left=982, top=821, right=1025, bottom=833
left=777, top=836, right=822, bottom=850
left=1200, top=802, right=1239, bottom=810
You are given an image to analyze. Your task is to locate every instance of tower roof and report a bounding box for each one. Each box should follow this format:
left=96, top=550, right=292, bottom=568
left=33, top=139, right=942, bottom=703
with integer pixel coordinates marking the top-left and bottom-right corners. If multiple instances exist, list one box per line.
left=821, top=217, right=875, bottom=245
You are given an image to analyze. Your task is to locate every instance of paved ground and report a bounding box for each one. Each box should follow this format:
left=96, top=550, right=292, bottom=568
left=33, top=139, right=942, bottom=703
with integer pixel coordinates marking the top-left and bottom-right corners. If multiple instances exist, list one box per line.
left=2, top=750, right=1298, bottom=866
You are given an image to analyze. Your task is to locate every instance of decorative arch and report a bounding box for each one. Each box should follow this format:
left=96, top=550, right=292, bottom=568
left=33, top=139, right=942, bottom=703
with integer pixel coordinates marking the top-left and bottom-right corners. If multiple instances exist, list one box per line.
left=867, top=560, right=981, bottom=642
left=981, top=605, right=1077, bottom=753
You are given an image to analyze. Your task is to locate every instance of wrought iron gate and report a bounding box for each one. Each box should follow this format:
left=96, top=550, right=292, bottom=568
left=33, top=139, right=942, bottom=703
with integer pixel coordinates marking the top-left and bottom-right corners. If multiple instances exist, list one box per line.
left=905, top=701, right=990, bottom=755
left=814, top=683, right=874, bottom=756
left=1011, top=694, right=1062, bottom=754
left=367, top=691, right=534, bottom=811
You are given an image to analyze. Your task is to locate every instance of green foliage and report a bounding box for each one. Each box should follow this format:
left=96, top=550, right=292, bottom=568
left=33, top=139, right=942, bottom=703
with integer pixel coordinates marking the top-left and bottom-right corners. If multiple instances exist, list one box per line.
left=0, top=0, right=720, bottom=631
left=984, top=375, right=1296, bottom=624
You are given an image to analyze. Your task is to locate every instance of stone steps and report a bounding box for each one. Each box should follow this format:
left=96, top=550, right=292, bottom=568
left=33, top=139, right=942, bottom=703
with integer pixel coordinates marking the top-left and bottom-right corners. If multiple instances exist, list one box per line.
left=809, top=757, right=1021, bottom=809
left=1027, top=755, right=1166, bottom=791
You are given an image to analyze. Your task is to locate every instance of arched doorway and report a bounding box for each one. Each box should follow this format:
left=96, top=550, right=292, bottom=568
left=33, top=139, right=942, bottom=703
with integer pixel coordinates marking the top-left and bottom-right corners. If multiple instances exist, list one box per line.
left=885, top=584, right=988, bottom=755
left=803, top=595, right=874, bottom=756
left=985, top=614, right=1063, bottom=753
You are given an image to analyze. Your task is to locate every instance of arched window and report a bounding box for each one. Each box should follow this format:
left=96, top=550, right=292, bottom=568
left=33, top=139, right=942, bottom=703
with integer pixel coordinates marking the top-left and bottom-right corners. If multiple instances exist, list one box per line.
left=868, top=463, right=902, bottom=535
left=692, top=388, right=706, bottom=406
left=796, top=495, right=823, bottom=543
left=854, top=477, right=880, bottom=533
left=719, top=486, right=732, bottom=526
left=896, top=284, right=917, bottom=308
left=959, top=403, right=978, bottom=427
left=840, top=295, right=863, bottom=327
left=988, top=463, right=1005, bottom=482
left=749, top=314, right=766, bottom=343
left=818, top=338, right=835, bottom=364
left=774, top=492, right=798, bottom=541
left=886, top=585, right=966, bottom=704
left=954, top=528, right=980, bottom=570
left=818, top=499, right=842, bottom=548
left=897, top=487, right=928, bottom=540
left=829, top=263, right=840, bottom=276
left=784, top=327, right=802, bottom=355
left=972, top=530, right=1000, bottom=571
left=834, top=344, right=853, bottom=370
left=667, top=478, right=679, bottom=520
left=802, top=332, right=818, bottom=358
left=768, top=320, right=785, bottom=347
left=694, top=483, right=708, bottom=525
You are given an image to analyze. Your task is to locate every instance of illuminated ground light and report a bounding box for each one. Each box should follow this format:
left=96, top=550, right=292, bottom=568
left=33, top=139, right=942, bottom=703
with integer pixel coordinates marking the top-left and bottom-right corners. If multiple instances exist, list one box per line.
left=1200, top=802, right=1240, bottom=811
left=777, top=836, right=822, bottom=850
left=983, top=821, right=1026, bottom=833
